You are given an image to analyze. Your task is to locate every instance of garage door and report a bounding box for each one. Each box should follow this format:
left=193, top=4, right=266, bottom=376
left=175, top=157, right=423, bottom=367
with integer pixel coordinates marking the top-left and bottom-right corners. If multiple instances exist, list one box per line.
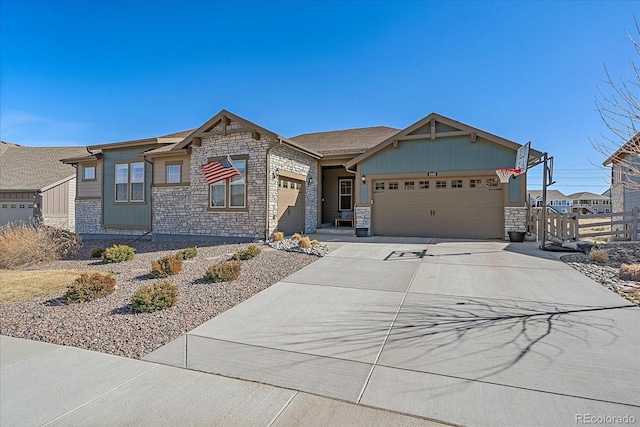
left=371, top=176, right=503, bottom=238
left=0, top=202, right=33, bottom=227
left=277, top=178, right=305, bottom=235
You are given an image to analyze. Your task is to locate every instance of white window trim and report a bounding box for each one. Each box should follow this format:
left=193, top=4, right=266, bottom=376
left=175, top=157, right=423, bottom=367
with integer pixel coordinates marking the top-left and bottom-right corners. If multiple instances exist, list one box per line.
left=209, top=158, right=247, bottom=209
left=339, top=178, right=353, bottom=211
left=114, top=162, right=145, bottom=203
left=130, top=162, right=145, bottom=202
left=115, top=164, right=129, bottom=203
left=166, top=164, right=181, bottom=184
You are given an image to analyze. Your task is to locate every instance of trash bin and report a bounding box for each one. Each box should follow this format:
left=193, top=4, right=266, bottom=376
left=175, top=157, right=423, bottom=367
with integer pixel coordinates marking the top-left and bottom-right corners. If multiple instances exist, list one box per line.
left=508, top=231, right=526, bottom=242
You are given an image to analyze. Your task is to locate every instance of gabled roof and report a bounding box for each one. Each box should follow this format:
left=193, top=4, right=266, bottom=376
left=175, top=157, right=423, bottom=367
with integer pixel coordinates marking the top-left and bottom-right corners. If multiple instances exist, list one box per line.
left=345, top=113, right=541, bottom=169
left=567, top=191, right=609, bottom=200
left=0, top=142, right=87, bottom=191
left=290, top=126, right=400, bottom=156
left=602, top=132, right=640, bottom=166
left=527, top=189, right=568, bottom=200
left=172, top=109, right=321, bottom=159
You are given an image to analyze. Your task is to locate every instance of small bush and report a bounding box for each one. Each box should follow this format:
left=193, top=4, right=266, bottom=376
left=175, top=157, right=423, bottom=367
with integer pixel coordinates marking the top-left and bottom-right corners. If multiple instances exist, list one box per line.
left=64, top=273, right=117, bottom=303
left=311, top=239, right=320, bottom=246
left=91, top=247, right=105, bottom=258
left=131, top=280, right=178, bottom=313
left=619, top=263, right=640, bottom=281
left=102, top=245, right=135, bottom=263
left=151, top=255, right=183, bottom=278
left=589, top=248, right=609, bottom=264
left=204, top=260, right=241, bottom=283
left=176, top=247, right=197, bottom=260
left=291, top=233, right=302, bottom=241
left=298, top=236, right=311, bottom=249
left=0, top=222, right=82, bottom=269
left=272, top=232, right=284, bottom=242
left=231, top=244, right=261, bottom=261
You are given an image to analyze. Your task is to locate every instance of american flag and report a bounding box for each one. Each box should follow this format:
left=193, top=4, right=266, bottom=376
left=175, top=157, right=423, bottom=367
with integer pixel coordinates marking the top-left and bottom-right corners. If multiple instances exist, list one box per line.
left=200, top=156, right=241, bottom=185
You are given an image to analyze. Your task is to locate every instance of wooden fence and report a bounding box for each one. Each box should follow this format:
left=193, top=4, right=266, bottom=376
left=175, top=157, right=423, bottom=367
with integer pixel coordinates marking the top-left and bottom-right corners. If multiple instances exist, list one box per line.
left=527, top=206, right=640, bottom=242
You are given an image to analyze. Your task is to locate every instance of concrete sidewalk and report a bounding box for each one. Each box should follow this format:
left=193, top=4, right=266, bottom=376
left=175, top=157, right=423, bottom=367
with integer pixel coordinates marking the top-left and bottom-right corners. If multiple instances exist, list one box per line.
left=145, top=238, right=640, bottom=426
left=0, top=335, right=448, bottom=427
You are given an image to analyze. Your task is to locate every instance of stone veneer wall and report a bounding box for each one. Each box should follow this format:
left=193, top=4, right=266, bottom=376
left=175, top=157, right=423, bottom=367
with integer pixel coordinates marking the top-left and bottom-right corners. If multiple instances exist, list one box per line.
left=268, top=145, right=318, bottom=236
left=43, top=216, right=70, bottom=231
left=75, top=199, right=147, bottom=235
left=153, top=128, right=271, bottom=239
left=504, top=206, right=527, bottom=240
left=355, top=206, right=371, bottom=236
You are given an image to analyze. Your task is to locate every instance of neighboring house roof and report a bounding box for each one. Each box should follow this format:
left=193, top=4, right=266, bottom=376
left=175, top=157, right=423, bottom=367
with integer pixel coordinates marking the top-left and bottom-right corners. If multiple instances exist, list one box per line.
left=0, top=142, right=87, bottom=191
left=527, top=190, right=568, bottom=201
left=290, top=126, right=400, bottom=156
left=567, top=191, right=609, bottom=200
left=602, top=131, right=640, bottom=166
left=345, top=112, right=542, bottom=169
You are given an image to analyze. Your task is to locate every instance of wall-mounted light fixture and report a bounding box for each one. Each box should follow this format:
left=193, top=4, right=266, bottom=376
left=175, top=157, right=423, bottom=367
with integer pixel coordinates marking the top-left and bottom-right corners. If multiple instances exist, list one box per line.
left=307, top=176, right=313, bottom=184
left=272, top=168, right=279, bottom=180
left=361, top=175, right=366, bottom=183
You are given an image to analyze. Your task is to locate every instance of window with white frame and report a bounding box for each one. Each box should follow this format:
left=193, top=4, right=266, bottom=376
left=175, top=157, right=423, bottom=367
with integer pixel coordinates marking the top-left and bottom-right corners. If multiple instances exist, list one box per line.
left=374, top=182, right=385, bottom=191
left=209, top=158, right=247, bottom=209
left=115, top=162, right=144, bottom=202
left=339, top=178, right=353, bottom=211
left=82, top=165, right=96, bottom=180
left=166, top=164, right=181, bottom=184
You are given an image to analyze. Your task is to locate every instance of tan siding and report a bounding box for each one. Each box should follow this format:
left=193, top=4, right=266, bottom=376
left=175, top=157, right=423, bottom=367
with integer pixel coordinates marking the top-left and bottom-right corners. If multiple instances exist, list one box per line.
left=153, top=155, right=190, bottom=184
left=77, top=161, right=102, bottom=198
left=0, top=191, right=36, bottom=201
left=42, top=180, right=69, bottom=216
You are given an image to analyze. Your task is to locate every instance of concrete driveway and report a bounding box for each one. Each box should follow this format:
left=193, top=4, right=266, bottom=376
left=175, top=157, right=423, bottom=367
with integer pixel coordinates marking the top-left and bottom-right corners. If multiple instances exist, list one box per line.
left=145, top=238, right=640, bottom=426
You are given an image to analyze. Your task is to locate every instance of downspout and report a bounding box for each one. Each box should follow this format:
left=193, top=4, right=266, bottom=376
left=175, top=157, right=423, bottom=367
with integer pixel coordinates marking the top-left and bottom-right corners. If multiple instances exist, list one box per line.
left=265, top=138, right=283, bottom=240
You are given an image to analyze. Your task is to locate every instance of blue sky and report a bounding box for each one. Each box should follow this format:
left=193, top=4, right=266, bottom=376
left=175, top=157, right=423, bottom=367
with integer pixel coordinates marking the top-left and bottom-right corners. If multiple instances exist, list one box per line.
left=1, top=0, right=637, bottom=195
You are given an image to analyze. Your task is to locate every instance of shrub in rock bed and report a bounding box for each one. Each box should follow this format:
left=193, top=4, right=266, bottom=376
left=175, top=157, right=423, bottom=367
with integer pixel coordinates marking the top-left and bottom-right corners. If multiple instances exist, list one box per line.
left=131, top=280, right=178, bottom=313
left=231, top=244, right=261, bottom=260
left=91, top=247, right=105, bottom=258
left=64, top=273, right=117, bottom=303
left=176, top=247, right=197, bottom=260
left=298, top=236, right=312, bottom=249
left=291, top=233, right=302, bottom=241
left=151, top=255, right=183, bottom=278
left=102, top=244, right=135, bottom=263
left=589, top=248, right=609, bottom=264
left=619, top=263, right=640, bottom=281
left=204, top=260, right=241, bottom=282
left=272, top=232, right=284, bottom=242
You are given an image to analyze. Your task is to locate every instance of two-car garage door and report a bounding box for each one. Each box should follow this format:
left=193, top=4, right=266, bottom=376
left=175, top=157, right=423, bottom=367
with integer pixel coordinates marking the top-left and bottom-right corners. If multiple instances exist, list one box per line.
left=371, top=176, right=503, bottom=239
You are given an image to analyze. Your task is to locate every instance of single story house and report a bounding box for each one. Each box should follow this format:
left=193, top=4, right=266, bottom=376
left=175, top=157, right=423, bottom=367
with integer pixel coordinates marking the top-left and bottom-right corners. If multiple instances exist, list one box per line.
left=63, top=110, right=538, bottom=240
left=603, top=131, right=640, bottom=214
left=1, top=141, right=87, bottom=229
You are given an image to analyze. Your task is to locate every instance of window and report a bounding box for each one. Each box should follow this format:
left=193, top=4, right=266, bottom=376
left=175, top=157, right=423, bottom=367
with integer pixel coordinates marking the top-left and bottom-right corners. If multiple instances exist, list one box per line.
left=282, top=180, right=288, bottom=189
left=19, top=204, right=25, bottom=209
left=166, top=164, right=181, bottom=184
left=375, top=182, right=385, bottom=191
left=486, top=178, right=499, bottom=188
left=339, top=179, right=353, bottom=211
left=419, top=181, right=429, bottom=189
left=470, top=179, right=481, bottom=188
left=209, top=158, right=247, bottom=209
left=130, top=162, right=144, bottom=201
left=452, top=180, right=463, bottom=188
left=389, top=182, right=399, bottom=190
left=115, top=164, right=129, bottom=202
left=82, top=165, right=96, bottom=181
left=436, top=180, right=447, bottom=188
left=1, top=204, right=7, bottom=209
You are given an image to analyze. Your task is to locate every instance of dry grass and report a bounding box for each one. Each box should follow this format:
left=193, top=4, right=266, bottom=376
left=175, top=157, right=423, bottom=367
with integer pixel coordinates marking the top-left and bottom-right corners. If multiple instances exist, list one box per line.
left=0, top=269, right=103, bottom=304
left=0, top=223, right=81, bottom=269
left=578, top=217, right=612, bottom=243
left=619, top=264, right=640, bottom=281
left=589, top=248, right=609, bottom=263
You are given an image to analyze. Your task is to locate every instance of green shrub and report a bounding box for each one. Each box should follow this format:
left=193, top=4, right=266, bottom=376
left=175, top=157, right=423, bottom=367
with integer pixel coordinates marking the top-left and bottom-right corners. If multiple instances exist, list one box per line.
left=589, top=248, right=609, bottom=264
left=64, top=273, right=117, bottom=303
left=102, top=244, right=135, bottom=263
left=298, top=236, right=311, bottom=249
left=91, top=247, right=105, bottom=258
left=231, top=244, right=261, bottom=261
left=176, top=247, right=197, bottom=260
left=131, top=280, right=178, bottom=313
left=151, top=255, right=183, bottom=278
left=272, top=232, right=284, bottom=242
left=204, top=260, right=241, bottom=283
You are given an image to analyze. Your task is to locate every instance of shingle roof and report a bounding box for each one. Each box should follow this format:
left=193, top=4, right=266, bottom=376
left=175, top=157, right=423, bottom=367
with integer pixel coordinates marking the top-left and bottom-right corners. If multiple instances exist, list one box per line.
left=159, top=129, right=196, bottom=139
left=527, top=190, right=568, bottom=200
left=290, top=126, right=400, bottom=156
left=567, top=191, right=609, bottom=200
left=0, top=142, right=88, bottom=190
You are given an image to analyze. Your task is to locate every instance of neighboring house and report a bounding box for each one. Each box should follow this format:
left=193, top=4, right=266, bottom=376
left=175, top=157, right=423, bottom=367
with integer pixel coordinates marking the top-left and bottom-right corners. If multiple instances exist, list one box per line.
left=63, top=110, right=537, bottom=240
left=567, top=191, right=611, bottom=214
left=603, top=132, right=640, bottom=214
left=527, top=190, right=572, bottom=213
left=0, top=141, right=87, bottom=229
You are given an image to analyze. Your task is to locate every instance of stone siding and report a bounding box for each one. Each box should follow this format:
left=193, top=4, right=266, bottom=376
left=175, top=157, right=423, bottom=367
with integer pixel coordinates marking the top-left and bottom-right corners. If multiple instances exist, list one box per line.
left=504, top=206, right=527, bottom=240
left=75, top=199, right=147, bottom=236
left=152, top=129, right=271, bottom=239
left=268, top=145, right=318, bottom=236
left=43, top=216, right=70, bottom=231
left=355, top=206, right=371, bottom=236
